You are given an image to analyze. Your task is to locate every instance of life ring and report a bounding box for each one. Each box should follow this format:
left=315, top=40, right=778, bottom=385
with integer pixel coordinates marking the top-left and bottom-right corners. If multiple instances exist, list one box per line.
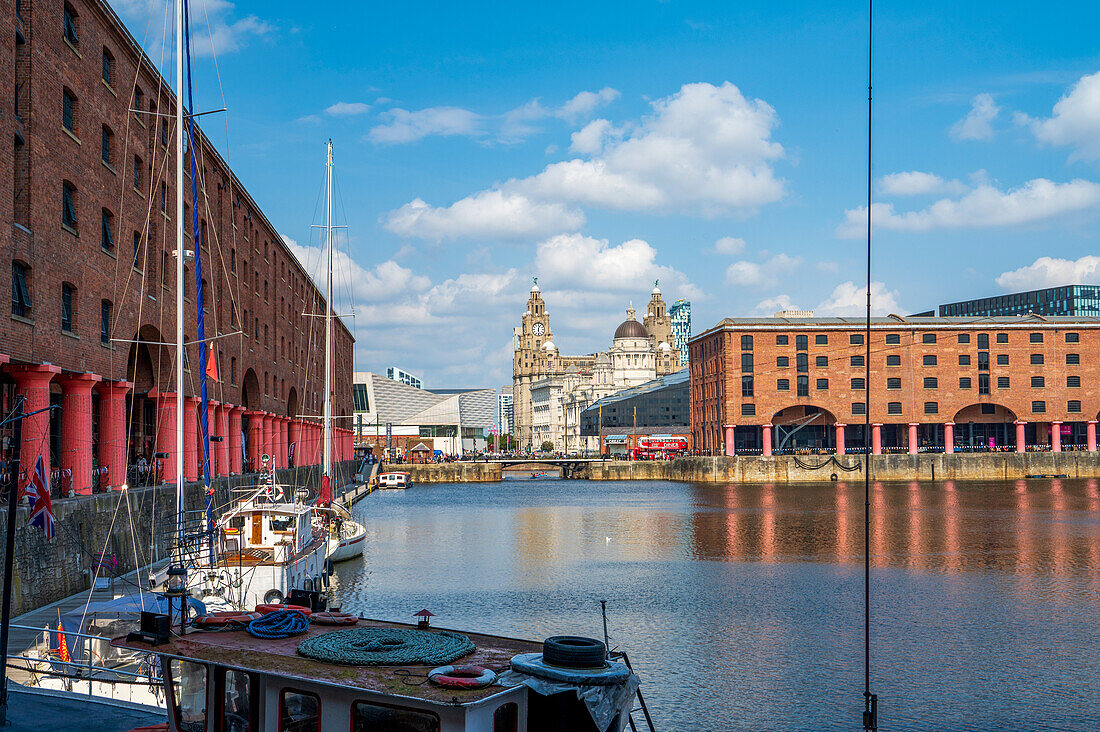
left=428, top=665, right=496, bottom=689
left=255, top=603, right=312, bottom=616
left=310, top=611, right=358, bottom=626
left=193, top=611, right=261, bottom=628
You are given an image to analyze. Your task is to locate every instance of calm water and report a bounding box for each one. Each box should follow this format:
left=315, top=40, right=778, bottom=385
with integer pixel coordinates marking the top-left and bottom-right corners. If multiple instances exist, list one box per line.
left=330, top=478, right=1100, bottom=731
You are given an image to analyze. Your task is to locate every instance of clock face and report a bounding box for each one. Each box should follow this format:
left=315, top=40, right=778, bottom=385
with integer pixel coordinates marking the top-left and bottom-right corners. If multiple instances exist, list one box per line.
left=532, top=322, right=545, bottom=336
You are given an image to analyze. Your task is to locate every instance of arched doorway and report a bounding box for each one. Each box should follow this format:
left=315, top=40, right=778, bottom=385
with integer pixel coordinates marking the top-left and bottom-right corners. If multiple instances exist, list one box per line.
left=241, top=368, right=261, bottom=410
left=952, top=403, right=1018, bottom=451
left=771, top=405, right=838, bottom=454
left=126, top=325, right=168, bottom=468
left=286, top=386, right=298, bottom=419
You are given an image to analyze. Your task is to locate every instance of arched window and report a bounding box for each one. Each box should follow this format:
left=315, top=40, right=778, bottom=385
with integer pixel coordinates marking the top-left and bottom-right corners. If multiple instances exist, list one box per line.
left=63, top=2, right=79, bottom=45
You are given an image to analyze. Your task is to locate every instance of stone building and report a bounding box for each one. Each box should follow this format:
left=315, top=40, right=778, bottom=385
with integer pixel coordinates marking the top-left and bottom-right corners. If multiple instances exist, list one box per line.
left=513, top=281, right=684, bottom=451
left=689, top=314, right=1100, bottom=456
left=1, top=0, right=354, bottom=497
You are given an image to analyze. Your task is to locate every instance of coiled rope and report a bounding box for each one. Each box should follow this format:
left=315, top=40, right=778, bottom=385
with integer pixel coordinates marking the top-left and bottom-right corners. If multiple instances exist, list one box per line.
left=247, top=609, right=310, bottom=639
left=297, top=628, right=475, bottom=666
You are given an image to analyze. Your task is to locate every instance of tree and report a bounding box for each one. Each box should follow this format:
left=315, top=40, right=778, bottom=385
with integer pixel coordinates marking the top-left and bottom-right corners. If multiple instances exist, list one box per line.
left=540, top=440, right=554, bottom=452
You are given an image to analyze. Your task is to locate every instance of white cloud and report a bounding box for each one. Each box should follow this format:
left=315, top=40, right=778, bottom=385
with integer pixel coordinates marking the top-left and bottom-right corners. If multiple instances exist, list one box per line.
left=325, top=102, right=371, bottom=116
left=724, top=254, right=800, bottom=287
left=534, top=233, right=698, bottom=296
left=950, top=93, right=1000, bottom=142
left=838, top=178, right=1100, bottom=236
left=1020, top=71, right=1100, bottom=161
left=569, top=119, right=617, bottom=155
left=752, top=294, right=798, bottom=315
left=996, top=255, right=1100, bottom=290
left=369, top=107, right=484, bottom=144
left=558, top=88, right=621, bottom=122
left=282, top=236, right=430, bottom=303
left=713, top=236, right=746, bottom=254
left=816, top=281, right=903, bottom=316
left=878, top=171, right=969, bottom=196
left=114, top=0, right=271, bottom=58
left=383, top=191, right=585, bottom=241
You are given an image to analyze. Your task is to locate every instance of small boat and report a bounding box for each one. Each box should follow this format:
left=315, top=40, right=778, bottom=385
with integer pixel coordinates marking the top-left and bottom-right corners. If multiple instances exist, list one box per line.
left=318, top=502, right=367, bottom=562
left=378, top=471, right=411, bottom=489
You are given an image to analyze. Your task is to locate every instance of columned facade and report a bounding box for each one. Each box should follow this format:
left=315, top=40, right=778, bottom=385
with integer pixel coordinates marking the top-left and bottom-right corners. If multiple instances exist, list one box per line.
left=95, top=380, right=132, bottom=489
left=57, top=373, right=101, bottom=495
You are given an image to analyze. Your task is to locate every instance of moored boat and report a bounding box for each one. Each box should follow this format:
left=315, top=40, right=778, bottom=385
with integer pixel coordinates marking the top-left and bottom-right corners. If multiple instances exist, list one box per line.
left=377, top=471, right=411, bottom=489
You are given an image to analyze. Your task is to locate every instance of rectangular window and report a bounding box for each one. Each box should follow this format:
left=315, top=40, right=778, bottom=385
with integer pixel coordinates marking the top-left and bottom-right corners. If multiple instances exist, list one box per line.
left=101, top=48, right=112, bottom=85
left=170, top=661, right=207, bottom=732
left=815, top=334, right=828, bottom=345
left=958, top=333, right=970, bottom=344
left=351, top=700, right=440, bottom=732
left=101, top=126, right=112, bottom=165
left=981, top=403, right=996, bottom=415
left=221, top=670, right=252, bottom=732
left=996, top=354, right=1008, bottom=366
left=11, top=263, right=31, bottom=317
left=796, top=335, right=808, bottom=351
left=776, top=356, right=789, bottom=368
left=886, top=354, right=901, bottom=366
left=133, top=231, right=142, bottom=270
left=1032, top=401, right=1046, bottom=414
left=1030, top=353, right=1044, bottom=365
left=887, top=402, right=902, bottom=415
left=741, top=375, right=754, bottom=398
left=977, top=333, right=989, bottom=349
left=279, top=689, right=319, bottom=732
left=959, top=377, right=972, bottom=389
left=100, top=300, right=111, bottom=344
left=885, top=333, right=900, bottom=344
left=1069, top=400, right=1082, bottom=414
left=61, top=283, right=73, bottom=331
left=922, top=333, right=936, bottom=344
left=852, top=402, right=866, bottom=415
left=741, top=352, right=753, bottom=373
left=1031, top=376, right=1044, bottom=388
left=815, top=356, right=828, bottom=367
left=101, top=210, right=114, bottom=251
left=741, top=403, right=756, bottom=416
left=959, top=354, right=971, bottom=366
left=134, top=155, right=142, bottom=189
left=998, top=376, right=1010, bottom=389
left=850, top=333, right=864, bottom=345
left=1066, top=332, right=1079, bottom=343
left=796, top=352, right=808, bottom=373
left=63, top=4, right=79, bottom=44
left=851, top=377, right=865, bottom=390
left=887, top=377, right=901, bottom=389
left=923, top=354, right=937, bottom=366
left=923, top=377, right=937, bottom=389
left=63, top=90, right=75, bottom=131
left=996, top=333, right=1008, bottom=344
left=777, top=378, right=789, bottom=391
left=1068, top=375, right=1081, bottom=388
left=1066, top=353, right=1080, bottom=365
left=850, top=355, right=864, bottom=367
left=776, top=334, right=788, bottom=345
left=978, top=374, right=989, bottom=395
left=62, top=183, right=77, bottom=230
left=796, top=375, right=809, bottom=397
left=817, top=378, right=829, bottom=390
left=924, top=402, right=939, bottom=415
left=1029, top=332, right=1043, bottom=343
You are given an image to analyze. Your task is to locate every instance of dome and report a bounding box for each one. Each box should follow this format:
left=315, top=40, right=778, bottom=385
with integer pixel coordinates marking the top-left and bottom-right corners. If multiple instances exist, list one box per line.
left=543, top=340, right=557, bottom=351
left=658, top=341, right=672, bottom=351
left=614, top=319, right=648, bottom=339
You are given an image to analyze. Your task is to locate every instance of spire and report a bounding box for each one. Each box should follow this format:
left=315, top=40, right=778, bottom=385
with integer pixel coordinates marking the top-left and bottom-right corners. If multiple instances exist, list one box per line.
left=627, top=302, right=635, bottom=320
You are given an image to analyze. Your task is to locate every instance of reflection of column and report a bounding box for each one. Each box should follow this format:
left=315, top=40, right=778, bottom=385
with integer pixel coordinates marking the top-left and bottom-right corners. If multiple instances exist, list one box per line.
left=1088, top=421, right=1097, bottom=452
left=761, top=424, right=772, bottom=456
left=58, top=372, right=102, bottom=495
left=835, top=423, right=846, bottom=455
left=95, top=380, right=132, bottom=490
left=151, top=391, right=178, bottom=484
left=908, top=423, right=919, bottom=455
left=943, top=422, right=954, bottom=454
left=871, top=423, right=882, bottom=455
left=6, top=364, right=61, bottom=494
left=228, top=406, right=244, bottom=474
left=723, top=424, right=736, bottom=456
left=1015, top=420, right=1027, bottom=453
left=1051, top=421, right=1062, bottom=453
left=183, top=396, right=200, bottom=481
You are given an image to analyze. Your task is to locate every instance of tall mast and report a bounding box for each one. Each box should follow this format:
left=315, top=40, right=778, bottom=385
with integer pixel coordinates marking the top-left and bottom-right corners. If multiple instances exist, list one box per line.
left=174, top=0, right=185, bottom=547
left=323, top=140, right=334, bottom=478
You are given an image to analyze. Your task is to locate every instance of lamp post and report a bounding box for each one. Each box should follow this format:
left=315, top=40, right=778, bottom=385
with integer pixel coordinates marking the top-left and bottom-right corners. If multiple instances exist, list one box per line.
left=165, top=565, right=189, bottom=635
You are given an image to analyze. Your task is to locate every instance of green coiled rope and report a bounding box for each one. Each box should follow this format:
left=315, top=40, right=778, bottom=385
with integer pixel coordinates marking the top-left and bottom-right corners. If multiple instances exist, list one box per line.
left=297, top=628, right=475, bottom=666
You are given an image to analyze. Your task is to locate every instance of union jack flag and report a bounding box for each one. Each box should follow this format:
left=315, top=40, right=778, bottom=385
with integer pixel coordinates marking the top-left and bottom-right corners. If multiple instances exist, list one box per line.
left=23, top=455, right=55, bottom=540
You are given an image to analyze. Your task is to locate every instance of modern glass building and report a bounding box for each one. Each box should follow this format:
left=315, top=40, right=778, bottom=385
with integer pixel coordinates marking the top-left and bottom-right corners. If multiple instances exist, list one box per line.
left=940, top=285, right=1100, bottom=317
left=580, top=370, right=689, bottom=435
left=498, top=387, right=513, bottom=434
left=669, top=299, right=691, bottom=366
left=386, top=366, right=423, bottom=389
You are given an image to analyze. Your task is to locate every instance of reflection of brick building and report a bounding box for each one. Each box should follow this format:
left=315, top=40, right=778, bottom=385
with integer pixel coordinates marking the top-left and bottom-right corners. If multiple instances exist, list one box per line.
left=690, top=316, right=1100, bottom=456
left=1, top=0, right=354, bottom=495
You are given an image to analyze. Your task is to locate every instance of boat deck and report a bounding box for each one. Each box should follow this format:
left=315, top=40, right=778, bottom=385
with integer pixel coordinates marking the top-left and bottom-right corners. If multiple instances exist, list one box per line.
left=113, top=618, right=541, bottom=704
left=5, top=685, right=165, bottom=732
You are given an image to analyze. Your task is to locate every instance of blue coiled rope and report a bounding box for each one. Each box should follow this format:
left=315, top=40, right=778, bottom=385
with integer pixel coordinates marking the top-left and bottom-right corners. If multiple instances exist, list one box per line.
left=247, top=610, right=310, bottom=639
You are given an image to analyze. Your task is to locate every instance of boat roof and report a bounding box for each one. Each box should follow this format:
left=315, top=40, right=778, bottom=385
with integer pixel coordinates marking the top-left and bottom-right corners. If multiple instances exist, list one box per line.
left=113, top=618, right=541, bottom=705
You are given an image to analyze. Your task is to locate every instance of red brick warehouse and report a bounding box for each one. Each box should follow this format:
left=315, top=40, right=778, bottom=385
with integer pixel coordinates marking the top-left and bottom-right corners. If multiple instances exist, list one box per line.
left=2, top=0, right=355, bottom=495
left=689, top=316, right=1100, bottom=456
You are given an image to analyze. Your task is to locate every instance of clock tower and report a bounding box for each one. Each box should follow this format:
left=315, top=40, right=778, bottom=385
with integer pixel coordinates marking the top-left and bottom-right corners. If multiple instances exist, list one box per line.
left=513, top=279, right=555, bottom=449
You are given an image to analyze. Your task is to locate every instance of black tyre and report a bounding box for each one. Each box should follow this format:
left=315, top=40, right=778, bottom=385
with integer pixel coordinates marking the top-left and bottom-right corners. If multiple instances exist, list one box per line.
left=542, top=636, right=606, bottom=668
left=263, top=588, right=284, bottom=605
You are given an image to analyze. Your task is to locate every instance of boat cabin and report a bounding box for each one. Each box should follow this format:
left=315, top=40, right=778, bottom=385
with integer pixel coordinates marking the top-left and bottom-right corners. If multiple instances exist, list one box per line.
left=378, top=472, right=410, bottom=489
left=217, top=494, right=322, bottom=564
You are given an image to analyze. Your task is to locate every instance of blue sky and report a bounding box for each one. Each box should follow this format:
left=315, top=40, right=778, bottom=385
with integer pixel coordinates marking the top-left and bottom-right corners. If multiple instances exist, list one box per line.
left=122, top=0, right=1100, bottom=388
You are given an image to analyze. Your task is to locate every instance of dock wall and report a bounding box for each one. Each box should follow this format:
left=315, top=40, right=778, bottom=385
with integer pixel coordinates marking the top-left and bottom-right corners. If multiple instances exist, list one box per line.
left=0, top=461, right=357, bottom=616
left=399, top=463, right=503, bottom=484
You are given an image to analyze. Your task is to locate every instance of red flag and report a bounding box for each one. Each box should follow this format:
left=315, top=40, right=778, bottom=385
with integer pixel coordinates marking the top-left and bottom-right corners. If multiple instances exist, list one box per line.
left=206, top=344, right=219, bottom=382
left=58, top=623, right=71, bottom=664
left=319, top=474, right=331, bottom=507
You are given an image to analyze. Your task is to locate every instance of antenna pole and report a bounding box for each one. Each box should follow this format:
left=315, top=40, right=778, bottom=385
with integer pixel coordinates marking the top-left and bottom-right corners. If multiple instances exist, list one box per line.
left=863, top=1, right=878, bottom=730
left=174, top=0, right=186, bottom=557
left=323, top=141, right=334, bottom=480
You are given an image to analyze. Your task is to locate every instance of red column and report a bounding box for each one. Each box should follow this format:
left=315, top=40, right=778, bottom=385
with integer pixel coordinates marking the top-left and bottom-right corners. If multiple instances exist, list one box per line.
left=1015, top=420, right=1027, bottom=453
left=723, top=424, right=736, bottom=456
left=262, top=413, right=275, bottom=467
left=835, top=423, right=846, bottom=455
left=183, top=396, right=200, bottom=480
left=1051, top=421, right=1062, bottom=453
left=908, top=423, right=919, bottom=455
left=95, top=380, right=131, bottom=490
left=58, top=373, right=102, bottom=496
left=228, top=406, right=244, bottom=474
left=761, top=424, right=772, bottom=456
left=1088, top=421, right=1097, bottom=452
left=944, top=422, right=954, bottom=454
left=151, top=390, right=178, bottom=484
left=289, top=420, right=302, bottom=467
left=213, top=403, right=230, bottom=476
left=280, top=418, right=290, bottom=467
left=245, top=410, right=264, bottom=472
left=872, top=423, right=882, bottom=455
left=5, top=364, right=61, bottom=495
